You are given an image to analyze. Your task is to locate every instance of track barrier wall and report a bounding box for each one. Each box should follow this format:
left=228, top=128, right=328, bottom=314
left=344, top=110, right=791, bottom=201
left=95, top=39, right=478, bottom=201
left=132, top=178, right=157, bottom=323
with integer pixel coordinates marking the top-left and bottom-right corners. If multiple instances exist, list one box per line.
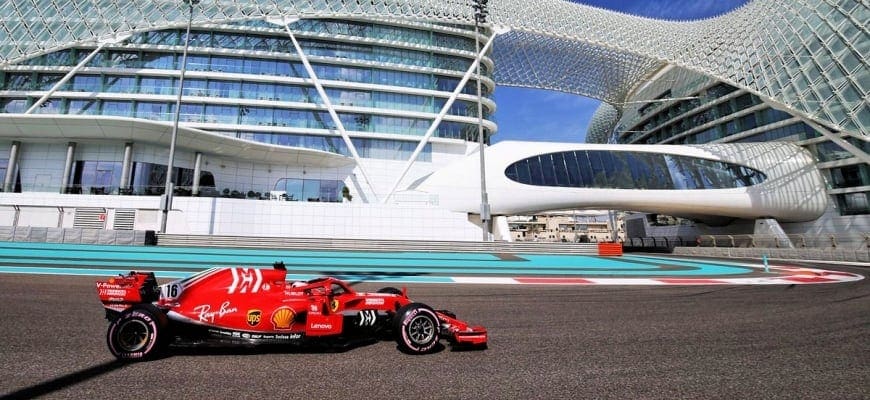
left=597, top=242, right=623, bottom=256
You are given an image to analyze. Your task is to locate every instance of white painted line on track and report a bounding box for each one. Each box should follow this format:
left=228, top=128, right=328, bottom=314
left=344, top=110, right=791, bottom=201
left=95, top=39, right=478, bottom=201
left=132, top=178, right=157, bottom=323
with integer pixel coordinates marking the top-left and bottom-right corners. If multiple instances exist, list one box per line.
left=452, top=277, right=520, bottom=284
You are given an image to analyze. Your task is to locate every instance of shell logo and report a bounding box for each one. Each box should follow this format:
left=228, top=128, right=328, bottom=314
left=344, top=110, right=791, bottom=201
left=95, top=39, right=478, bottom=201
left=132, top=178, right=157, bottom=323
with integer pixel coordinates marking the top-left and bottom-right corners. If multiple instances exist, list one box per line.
left=271, top=307, right=295, bottom=330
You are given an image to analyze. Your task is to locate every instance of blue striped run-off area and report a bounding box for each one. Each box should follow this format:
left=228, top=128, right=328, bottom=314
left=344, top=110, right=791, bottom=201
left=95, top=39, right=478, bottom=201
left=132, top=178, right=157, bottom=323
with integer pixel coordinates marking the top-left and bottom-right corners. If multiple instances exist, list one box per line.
left=0, top=242, right=757, bottom=282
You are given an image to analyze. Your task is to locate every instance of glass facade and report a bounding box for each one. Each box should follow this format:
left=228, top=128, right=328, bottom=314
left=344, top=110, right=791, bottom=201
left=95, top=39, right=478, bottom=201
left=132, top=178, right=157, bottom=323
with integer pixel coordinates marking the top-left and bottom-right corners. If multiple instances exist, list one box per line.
left=623, top=85, right=777, bottom=145
left=836, top=192, right=869, bottom=216
left=0, top=159, right=21, bottom=193
left=68, top=160, right=213, bottom=196
left=0, top=18, right=493, bottom=159
left=273, top=178, right=344, bottom=203
left=225, top=132, right=433, bottom=162
left=505, top=150, right=766, bottom=190
left=607, top=69, right=867, bottom=216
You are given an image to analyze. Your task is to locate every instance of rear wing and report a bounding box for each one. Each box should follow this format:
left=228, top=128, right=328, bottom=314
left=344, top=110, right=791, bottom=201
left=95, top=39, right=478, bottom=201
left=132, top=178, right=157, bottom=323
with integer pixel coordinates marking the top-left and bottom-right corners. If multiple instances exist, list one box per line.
left=96, top=271, right=160, bottom=316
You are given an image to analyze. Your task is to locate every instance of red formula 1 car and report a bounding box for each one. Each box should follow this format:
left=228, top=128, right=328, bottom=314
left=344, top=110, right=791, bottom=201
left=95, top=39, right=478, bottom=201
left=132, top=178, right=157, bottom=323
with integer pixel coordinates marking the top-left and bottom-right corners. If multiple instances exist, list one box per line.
left=96, top=262, right=487, bottom=360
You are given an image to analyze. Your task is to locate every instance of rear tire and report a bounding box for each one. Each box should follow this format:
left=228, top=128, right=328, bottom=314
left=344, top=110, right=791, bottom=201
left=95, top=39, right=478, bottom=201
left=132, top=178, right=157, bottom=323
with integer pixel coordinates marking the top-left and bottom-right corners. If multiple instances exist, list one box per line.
left=393, top=303, right=440, bottom=354
left=107, top=304, right=168, bottom=361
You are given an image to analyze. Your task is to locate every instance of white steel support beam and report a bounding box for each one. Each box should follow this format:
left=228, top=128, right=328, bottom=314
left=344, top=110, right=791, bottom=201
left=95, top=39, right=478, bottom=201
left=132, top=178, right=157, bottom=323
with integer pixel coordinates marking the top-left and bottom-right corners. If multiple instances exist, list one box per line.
left=801, top=119, right=870, bottom=165
left=273, top=18, right=378, bottom=202
left=192, top=152, right=203, bottom=196
left=24, top=34, right=129, bottom=114
left=761, top=98, right=870, bottom=165
left=60, top=142, right=76, bottom=194
left=24, top=43, right=107, bottom=114
left=382, top=27, right=504, bottom=204
left=3, top=141, right=20, bottom=193
left=119, top=142, right=133, bottom=192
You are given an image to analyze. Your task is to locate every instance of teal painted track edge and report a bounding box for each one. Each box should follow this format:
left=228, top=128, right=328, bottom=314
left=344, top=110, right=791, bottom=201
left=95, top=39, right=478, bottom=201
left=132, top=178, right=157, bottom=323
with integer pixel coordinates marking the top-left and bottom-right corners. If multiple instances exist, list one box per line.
left=0, top=242, right=754, bottom=277
left=0, top=266, right=454, bottom=283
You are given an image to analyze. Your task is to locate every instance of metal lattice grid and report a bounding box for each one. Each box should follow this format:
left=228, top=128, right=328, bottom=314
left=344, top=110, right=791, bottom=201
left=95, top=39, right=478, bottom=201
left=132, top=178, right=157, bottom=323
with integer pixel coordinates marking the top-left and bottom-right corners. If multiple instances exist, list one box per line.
left=0, top=0, right=867, bottom=136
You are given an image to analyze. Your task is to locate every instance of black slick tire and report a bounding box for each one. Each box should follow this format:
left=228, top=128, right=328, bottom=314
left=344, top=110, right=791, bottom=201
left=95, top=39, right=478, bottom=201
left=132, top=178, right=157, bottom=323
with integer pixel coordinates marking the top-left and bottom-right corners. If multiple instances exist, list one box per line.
left=106, top=304, right=168, bottom=361
left=393, top=303, right=440, bottom=354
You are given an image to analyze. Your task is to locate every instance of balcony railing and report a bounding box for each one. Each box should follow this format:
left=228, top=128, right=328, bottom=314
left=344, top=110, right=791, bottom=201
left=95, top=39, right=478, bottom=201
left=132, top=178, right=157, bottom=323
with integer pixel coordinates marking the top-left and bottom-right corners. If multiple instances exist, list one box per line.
left=697, top=233, right=869, bottom=250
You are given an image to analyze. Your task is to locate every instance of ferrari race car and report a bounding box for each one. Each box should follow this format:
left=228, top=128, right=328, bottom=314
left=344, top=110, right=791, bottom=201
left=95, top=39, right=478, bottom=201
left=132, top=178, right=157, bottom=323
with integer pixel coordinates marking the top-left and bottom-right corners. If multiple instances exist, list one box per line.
left=96, top=262, right=487, bottom=360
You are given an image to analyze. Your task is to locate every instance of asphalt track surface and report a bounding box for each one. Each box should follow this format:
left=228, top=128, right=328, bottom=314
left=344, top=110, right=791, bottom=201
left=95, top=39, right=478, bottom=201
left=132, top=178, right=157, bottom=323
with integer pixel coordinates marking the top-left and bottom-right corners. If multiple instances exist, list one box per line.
left=1, top=264, right=868, bottom=400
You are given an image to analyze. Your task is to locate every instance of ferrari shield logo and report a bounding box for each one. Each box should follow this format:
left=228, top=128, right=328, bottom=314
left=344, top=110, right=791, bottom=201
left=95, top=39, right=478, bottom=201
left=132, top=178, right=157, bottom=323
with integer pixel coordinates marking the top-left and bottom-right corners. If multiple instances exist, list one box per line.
left=330, top=299, right=340, bottom=313
left=246, top=309, right=262, bottom=327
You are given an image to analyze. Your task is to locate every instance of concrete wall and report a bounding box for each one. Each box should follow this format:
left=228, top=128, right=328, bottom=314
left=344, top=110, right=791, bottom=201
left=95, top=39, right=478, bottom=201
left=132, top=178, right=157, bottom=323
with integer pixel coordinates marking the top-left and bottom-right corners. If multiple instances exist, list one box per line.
left=0, top=226, right=147, bottom=245
left=0, top=192, right=482, bottom=241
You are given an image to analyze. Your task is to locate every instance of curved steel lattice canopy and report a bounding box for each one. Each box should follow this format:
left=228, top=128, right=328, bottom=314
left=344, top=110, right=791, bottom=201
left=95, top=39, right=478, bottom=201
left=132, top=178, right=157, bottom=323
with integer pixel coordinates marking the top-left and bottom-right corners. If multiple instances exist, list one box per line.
left=0, top=0, right=866, bottom=136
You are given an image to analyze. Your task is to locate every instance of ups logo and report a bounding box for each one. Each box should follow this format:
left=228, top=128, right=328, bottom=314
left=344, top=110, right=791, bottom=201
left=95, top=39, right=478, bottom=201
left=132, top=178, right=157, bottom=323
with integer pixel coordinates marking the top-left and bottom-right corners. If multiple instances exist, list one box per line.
left=246, top=309, right=262, bottom=327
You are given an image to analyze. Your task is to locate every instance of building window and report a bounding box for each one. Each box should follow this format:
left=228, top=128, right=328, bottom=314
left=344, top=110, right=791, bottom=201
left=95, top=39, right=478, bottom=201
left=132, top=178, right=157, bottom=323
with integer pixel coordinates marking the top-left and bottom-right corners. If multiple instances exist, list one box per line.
left=126, top=162, right=212, bottom=196
left=68, top=99, right=99, bottom=115
left=2, top=73, right=32, bottom=90
left=504, top=150, right=766, bottom=190
left=828, top=164, right=869, bottom=189
left=105, top=75, right=137, bottom=93
left=101, top=101, right=133, bottom=117
left=0, top=159, right=21, bottom=193
left=814, top=141, right=855, bottom=162
left=70, top=75, right=101, bottom=92
left=273, top=178, right=343, bottom=202
left=836, top=192, right=869, bottom=215
left=70, top=161, right=122, bottom=194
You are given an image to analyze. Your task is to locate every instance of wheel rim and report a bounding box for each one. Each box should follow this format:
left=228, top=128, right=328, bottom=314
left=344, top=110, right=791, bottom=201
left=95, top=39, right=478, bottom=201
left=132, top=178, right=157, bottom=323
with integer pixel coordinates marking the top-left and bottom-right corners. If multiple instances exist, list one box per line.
left=116, top=319, right=150, bottom=352
left=407, top=314, right=435, bottom=345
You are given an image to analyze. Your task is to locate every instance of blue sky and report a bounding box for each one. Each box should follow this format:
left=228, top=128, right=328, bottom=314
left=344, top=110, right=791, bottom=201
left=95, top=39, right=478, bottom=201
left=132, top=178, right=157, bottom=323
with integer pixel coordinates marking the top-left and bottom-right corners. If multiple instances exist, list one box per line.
left=491, top=0, right=750, bottom=143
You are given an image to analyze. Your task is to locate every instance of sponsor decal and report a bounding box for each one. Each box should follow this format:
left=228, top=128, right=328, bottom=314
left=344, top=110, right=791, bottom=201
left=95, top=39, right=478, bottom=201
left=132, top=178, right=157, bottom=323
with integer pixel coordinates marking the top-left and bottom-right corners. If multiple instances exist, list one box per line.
left=100, top=289, right=128, bottom=297
left=106, top=304, right=128, bottom=313
left=211, top=330, right=302, bottom=341
left=271, top=307, right=295, bottom=330
left=358, top=310, right=378, bottom=326
left=228, top=268, right=263, bottom=294
left=208, top=329, right=300, bottom=341
left=246, top=309, right=262, bottom=327
left=329, top=299, right=340, bottom=313
left=309, top=323, right=333, bottom=330
left=97, top=283, right=129, bottom=298
left=160, top=283, right=183, bottom=299
left=270, top=333, right=302, bottom=340
left=364, top=298, right=385, bottom=306
left=193, top=301, right=238, bottom=323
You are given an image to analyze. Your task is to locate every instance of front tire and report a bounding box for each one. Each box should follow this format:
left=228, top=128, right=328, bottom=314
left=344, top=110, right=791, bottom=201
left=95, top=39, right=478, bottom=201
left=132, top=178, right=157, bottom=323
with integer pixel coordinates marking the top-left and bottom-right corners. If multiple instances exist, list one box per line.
left=393, top=303, right=440, bottom=354
left=107, top=304, right=167, bottom=361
